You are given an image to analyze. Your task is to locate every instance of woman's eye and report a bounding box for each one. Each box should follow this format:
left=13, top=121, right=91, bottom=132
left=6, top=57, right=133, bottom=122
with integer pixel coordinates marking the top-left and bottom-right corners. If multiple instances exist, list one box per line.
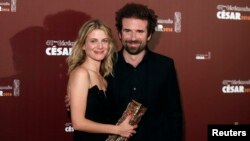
left=102, top=39, right=109, bottom=43
left=90, top=40, right=97, bottom=43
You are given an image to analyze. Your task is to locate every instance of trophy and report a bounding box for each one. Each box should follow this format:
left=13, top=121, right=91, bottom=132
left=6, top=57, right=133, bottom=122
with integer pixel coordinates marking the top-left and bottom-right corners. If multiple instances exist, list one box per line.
left=106, top=100, right=147, bottom=141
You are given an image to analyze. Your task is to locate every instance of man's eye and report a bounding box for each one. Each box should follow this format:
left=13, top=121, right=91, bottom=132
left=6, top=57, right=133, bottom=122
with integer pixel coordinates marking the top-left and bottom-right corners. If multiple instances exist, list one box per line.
left=138, top=30, right=145, bottom=33
left=123, top=29, right=130, bottom=32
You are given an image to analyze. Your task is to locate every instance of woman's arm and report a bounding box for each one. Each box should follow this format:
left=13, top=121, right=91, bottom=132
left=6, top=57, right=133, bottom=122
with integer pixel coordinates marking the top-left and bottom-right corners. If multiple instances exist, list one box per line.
left=68, top=67, right=136, bottom=137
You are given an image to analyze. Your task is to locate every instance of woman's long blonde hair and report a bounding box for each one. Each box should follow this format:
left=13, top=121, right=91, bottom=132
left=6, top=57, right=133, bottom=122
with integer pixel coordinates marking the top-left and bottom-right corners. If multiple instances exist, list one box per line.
left=67, top=19, right=117, bottom=77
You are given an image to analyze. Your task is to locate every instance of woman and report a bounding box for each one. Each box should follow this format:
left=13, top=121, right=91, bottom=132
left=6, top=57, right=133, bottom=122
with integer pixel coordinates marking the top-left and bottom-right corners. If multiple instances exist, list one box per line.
left=67, top=19, right=136, bottom=141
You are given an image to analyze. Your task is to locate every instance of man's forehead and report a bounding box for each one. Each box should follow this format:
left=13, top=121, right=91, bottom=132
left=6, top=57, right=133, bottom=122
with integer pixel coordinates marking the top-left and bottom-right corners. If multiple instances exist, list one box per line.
left=122, top=18, right=148, bottom=29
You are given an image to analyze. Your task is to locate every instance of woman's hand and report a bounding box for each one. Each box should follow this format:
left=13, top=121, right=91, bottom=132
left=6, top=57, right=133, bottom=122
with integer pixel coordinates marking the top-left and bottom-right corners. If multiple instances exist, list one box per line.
left=116, top=115, right=137, bottom=138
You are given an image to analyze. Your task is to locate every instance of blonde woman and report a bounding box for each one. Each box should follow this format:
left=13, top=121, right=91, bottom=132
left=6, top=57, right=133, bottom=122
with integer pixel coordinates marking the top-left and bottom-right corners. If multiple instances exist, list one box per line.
left=67, top=19, right=136, bottom=141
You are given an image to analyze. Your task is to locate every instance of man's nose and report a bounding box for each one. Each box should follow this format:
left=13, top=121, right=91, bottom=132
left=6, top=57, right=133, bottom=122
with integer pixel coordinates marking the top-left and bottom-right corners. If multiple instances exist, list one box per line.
left=130, top=32, right=137, bottom=40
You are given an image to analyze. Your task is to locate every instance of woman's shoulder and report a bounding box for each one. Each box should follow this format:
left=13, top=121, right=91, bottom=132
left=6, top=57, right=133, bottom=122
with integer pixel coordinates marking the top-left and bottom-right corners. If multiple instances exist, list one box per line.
left=70, top=66, right=90, bottom=80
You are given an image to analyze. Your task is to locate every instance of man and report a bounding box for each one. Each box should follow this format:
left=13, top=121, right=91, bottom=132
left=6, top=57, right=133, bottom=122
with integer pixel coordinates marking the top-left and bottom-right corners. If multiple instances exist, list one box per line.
left=67, top=3, right=183, bottom=141
left=107, top=3, right=183, bottom=141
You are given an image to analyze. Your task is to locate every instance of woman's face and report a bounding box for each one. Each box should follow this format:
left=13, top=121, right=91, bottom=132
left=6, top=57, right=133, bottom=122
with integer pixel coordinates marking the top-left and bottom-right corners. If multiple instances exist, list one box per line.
left=83, top=29, right=109, bottom=61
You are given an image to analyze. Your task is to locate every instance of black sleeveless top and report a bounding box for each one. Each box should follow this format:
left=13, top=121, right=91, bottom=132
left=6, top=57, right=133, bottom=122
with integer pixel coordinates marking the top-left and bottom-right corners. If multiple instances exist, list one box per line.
left=73, top=85, right=112, bottom=141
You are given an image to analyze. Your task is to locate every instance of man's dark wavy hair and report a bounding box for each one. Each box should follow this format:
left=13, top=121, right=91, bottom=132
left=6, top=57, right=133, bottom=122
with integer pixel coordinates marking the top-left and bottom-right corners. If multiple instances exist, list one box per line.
left=115, top=3, right=158, bottom=37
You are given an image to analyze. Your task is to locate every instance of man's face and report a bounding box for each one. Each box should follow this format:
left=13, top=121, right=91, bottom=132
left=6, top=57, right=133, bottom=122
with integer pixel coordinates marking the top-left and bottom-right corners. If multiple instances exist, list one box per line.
left=119, top=18, right=151, bottom=55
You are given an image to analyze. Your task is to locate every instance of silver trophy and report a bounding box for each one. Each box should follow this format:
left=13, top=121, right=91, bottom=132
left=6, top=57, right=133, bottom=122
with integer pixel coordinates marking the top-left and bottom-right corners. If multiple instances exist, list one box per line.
left=13, top=79, right=20, bottom=96
left=11, top=0, right=17, bottom=12
left=174, top=12, right=181, bottom=33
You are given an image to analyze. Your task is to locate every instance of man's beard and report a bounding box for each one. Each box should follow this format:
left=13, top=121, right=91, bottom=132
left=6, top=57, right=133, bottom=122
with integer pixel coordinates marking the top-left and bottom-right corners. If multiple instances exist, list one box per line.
left=122, top=40, right=146, bottom=55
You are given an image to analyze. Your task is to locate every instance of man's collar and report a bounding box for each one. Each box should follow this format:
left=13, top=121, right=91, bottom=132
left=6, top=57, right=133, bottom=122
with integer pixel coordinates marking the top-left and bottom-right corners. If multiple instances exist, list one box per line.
left=119, top=46, right=152, bottom=63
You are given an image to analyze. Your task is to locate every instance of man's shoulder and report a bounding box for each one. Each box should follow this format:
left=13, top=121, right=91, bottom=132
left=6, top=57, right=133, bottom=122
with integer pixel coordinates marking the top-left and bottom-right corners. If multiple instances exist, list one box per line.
left=148, top=50, right=174, bottom=63
left=116, top=49, right=174, bottom=63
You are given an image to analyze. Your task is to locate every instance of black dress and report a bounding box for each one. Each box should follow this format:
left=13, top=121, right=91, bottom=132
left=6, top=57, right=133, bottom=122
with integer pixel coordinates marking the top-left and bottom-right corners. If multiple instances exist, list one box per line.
left=73, top=85, right=112, bottom=141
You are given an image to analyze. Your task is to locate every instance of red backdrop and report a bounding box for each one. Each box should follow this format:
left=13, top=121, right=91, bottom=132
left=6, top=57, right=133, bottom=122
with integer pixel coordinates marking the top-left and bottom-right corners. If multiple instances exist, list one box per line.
left=0, top=0, right=250, bottom=141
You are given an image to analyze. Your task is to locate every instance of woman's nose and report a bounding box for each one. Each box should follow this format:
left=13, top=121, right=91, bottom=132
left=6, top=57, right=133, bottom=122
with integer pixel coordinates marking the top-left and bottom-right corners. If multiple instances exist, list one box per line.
left=96, top=41, right=104, bottom=49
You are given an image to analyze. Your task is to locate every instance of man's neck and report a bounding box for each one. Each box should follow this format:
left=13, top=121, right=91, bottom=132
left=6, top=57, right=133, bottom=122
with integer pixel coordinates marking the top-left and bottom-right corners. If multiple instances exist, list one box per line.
left=123, top=49, right=146, bottom=68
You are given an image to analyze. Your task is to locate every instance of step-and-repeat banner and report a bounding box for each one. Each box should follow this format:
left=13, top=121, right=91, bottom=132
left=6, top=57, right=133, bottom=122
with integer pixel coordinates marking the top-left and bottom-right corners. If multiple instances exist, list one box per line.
left=0, top=0, right=249, bottom=141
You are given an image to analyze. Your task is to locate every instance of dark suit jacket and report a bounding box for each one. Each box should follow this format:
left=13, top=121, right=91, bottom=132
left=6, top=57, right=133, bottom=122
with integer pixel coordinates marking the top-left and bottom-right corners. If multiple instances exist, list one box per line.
left=107, top=48, right=183, bottom=141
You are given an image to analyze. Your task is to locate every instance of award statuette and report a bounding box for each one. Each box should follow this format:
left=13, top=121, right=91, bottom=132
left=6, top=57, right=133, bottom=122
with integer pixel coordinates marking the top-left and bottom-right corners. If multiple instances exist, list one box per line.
left=106, top=100, right=147, bottom=141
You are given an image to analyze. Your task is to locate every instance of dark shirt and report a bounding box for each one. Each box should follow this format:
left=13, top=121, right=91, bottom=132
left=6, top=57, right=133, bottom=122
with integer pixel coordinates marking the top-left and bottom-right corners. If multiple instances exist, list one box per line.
left=107, top=47, right=183, bottom=141
left=74, top=85, right=111, bottom=141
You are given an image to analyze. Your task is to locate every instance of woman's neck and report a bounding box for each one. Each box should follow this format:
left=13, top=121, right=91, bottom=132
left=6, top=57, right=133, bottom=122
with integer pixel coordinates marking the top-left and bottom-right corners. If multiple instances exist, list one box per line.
left=82, top=59, right=101, bottom=74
